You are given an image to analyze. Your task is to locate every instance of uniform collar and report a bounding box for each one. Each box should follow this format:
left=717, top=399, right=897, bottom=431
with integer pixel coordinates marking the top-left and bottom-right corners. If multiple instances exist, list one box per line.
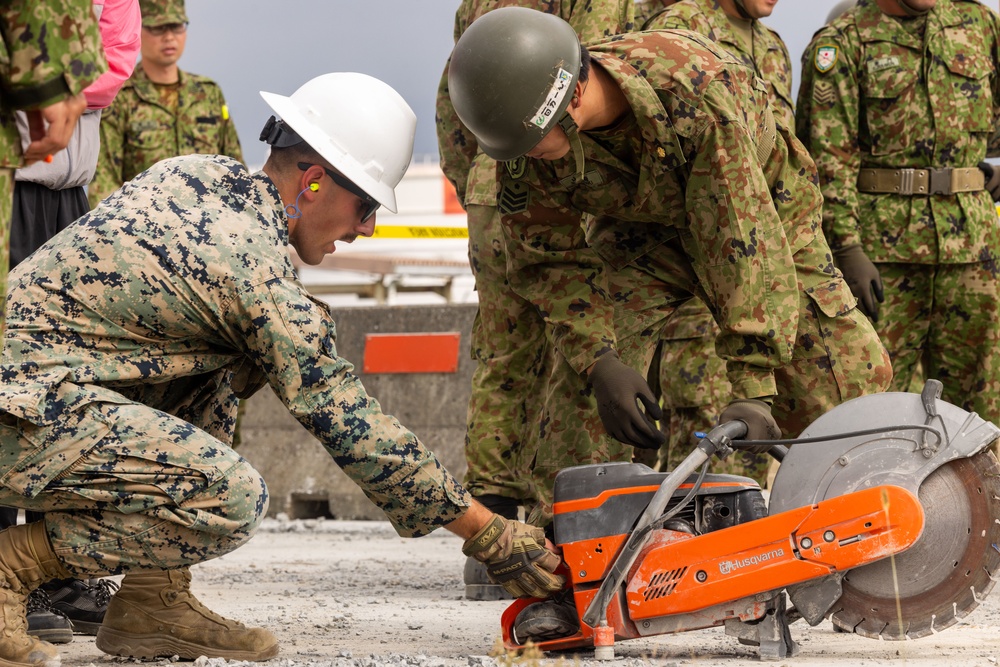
left=588, top=50, right=687, bottom=205
left=129, top=65, right=189, bottom=106
left=252, top=170, right=290, bottom=246
left=588, top=52, right=684, bottom=168
left=855, top=0, right=957, bottom=46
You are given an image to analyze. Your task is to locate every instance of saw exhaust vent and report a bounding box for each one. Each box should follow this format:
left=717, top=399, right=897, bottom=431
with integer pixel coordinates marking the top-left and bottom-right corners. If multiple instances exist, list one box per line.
left=643, top=566, right=688, bottom=601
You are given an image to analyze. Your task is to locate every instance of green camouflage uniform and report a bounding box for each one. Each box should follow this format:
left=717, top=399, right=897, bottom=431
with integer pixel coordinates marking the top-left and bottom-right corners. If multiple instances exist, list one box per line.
left=88, top=67, right=244, bottom=207
left=499, top=29, right=891, bottom=523
left=634, top=0, right=676, bottom=29
left=436, top=0, right=634, bottom=510
left=796, top=0, right=1000, bottom=423
left=0, top=0, right=106, bottom=334
left=644, top=0, right=795, bottom=481
left=0, top=156, right=471, bottom=576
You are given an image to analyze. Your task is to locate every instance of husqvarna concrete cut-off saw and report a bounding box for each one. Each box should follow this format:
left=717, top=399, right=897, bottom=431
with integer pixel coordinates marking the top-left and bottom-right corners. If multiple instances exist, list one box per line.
left=501, top=380, right=1000, bottom=660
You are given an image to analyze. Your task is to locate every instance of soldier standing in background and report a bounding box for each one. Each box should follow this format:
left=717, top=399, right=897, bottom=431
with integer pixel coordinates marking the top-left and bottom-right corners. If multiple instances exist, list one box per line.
left=796, top=0, right=1000, bottom=424
left=88, top=0, right=243, bottom=207
left=0, top=1, right=107, bottom=334
left=435, top=0, right=635, bottom=601
left=642, top=0, right=792, bottom=483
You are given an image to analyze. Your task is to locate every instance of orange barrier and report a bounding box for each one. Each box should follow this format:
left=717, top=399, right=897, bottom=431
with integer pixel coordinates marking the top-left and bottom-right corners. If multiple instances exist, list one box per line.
left=362, top=332, right=462, bottom=373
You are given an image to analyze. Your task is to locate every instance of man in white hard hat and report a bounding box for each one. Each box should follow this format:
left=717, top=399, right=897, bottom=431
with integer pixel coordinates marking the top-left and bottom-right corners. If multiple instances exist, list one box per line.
left=0, top=72, right=564, bottom=667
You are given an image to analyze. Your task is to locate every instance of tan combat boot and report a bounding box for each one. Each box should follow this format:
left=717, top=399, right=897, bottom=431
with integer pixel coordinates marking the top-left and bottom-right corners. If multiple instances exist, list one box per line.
left=95, top=568, right=278, bottom=661
left=0, top=522, right=75, bottom=667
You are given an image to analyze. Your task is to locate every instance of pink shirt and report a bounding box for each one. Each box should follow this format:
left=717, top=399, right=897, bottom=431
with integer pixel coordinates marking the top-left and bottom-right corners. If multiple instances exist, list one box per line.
left=85, top=0, right=141, bottom=109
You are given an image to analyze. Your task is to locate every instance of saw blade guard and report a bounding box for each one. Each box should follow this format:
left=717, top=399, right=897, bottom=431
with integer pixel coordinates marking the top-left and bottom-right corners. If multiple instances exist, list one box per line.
left=769, top=381, right=1000, bottom=639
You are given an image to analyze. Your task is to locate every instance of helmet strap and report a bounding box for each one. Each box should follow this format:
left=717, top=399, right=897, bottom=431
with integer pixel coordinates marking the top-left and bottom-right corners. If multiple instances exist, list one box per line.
left=260, top=115, right=304, bottom=148
left=895, top=0, right=930, bottom=16
left=557, top=112, right=586, bottom=183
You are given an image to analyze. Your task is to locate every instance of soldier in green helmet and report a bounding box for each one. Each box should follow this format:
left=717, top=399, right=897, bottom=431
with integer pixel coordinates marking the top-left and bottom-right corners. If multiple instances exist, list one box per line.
left=435, top=0, right=635, bottom=602
left=88, top=0, right=244, bottom=208
left=448, top=9, right=893, bottom=573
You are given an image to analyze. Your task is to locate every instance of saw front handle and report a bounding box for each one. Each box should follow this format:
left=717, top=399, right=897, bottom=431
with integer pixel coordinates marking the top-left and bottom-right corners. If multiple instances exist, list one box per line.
left=580, top=420, right=748, bottom=629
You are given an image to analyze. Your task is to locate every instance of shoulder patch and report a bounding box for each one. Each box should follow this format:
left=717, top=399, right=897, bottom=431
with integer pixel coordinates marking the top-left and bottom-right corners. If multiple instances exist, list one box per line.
left=814, top=44, right=839, bottom=74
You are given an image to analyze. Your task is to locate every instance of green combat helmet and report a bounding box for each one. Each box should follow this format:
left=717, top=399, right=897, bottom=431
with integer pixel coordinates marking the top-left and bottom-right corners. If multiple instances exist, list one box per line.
left=448, top=7, right=582, bottom=162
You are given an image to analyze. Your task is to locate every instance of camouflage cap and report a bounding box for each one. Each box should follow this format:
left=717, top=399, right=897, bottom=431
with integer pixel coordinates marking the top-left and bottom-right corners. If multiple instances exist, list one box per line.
left=140, top=0, right=188, bottom=27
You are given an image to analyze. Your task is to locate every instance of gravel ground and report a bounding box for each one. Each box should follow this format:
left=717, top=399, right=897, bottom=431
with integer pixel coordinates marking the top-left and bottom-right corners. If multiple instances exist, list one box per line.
left=54, top=517, right=1000, bottom=667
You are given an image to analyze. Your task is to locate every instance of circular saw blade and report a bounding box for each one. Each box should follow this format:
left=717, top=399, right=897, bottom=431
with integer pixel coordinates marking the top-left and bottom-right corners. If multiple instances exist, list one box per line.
left=828, top=450, right=1000, bottom=639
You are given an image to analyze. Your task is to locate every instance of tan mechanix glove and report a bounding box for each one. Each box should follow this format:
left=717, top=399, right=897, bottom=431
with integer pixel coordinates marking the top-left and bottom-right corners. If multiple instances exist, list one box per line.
left=462, top=515, right=564, bottom=599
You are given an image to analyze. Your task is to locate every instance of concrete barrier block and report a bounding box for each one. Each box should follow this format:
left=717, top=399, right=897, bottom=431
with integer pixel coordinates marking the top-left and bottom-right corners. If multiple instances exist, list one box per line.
left=238, top=303, right=478, bottom=519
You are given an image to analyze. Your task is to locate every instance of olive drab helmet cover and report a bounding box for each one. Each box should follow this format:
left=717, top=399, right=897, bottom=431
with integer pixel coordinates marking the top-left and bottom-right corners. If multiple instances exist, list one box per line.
left=448, top=7, right=582, bottom=161
left=259, top=73, right=416, bottom=213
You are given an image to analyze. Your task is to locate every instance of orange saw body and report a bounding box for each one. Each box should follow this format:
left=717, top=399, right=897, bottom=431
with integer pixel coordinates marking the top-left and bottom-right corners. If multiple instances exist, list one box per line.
left=499, top=383, right=1000, bottom=659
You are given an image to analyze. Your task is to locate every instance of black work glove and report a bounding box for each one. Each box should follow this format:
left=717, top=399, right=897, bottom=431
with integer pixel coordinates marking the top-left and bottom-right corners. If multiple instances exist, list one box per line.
left=589, top=352, right=665, bottom=450
left=719, top=398, right=782, bottom=454
left=979, top=161, right=1000, bottom=202
left=462, top=515, right=565, bottom=598
left=834, top=244, right=884, bottom=322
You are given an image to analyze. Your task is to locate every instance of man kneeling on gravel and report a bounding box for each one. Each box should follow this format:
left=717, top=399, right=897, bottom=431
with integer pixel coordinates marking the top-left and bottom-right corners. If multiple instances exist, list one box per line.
left=0, top=72, right=563, bottom=667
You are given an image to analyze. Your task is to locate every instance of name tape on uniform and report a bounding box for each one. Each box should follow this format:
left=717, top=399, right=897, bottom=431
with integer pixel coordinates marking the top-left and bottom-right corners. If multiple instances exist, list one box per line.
left=371, top=225, right=469, bottom=239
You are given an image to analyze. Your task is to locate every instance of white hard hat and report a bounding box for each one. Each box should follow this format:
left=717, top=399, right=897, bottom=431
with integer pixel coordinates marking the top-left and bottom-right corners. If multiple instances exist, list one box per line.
left=260, top=73, right=416, bottom=213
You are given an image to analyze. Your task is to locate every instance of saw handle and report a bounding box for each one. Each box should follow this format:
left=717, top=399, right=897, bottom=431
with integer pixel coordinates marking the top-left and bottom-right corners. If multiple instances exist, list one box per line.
left=580, top=420, right=748, bottom=629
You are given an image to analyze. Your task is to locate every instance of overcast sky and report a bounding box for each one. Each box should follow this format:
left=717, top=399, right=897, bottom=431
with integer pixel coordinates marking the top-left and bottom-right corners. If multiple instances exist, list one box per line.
left=177, top=0, right=953, bottom=169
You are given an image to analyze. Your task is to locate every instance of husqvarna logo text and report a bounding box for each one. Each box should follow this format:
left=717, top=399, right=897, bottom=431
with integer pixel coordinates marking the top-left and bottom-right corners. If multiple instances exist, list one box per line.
left=718, top=548, right=784, bottom=575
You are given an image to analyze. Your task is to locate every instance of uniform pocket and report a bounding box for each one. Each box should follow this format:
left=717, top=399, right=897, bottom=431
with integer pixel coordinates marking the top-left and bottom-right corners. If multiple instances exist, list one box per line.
left=793, top=278, right=859, bottom=399
left=942, top=49, right=993, bottom=134
left=0, top=405, right=111, bottom=498
left=862, top=53, right=917, bottom=156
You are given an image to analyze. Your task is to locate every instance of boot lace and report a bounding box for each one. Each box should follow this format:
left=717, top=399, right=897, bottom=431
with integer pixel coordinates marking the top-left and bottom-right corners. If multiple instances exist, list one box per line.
left=170, top=572, right=248, bottom=629
left=25, top=589, right=56, bottom=616
left=87, top=578, right=120, bottom=607
left=1, top=588, right=34, bottom=645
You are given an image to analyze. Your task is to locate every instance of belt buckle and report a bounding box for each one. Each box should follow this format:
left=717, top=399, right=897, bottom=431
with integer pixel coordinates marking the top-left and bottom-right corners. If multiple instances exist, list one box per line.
left=896, top=168, right=916, bottom=195
left=928, top=168, right=951, bottom=196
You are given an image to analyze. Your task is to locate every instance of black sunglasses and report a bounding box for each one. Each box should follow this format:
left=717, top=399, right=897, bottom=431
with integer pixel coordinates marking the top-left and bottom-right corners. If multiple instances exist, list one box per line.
left=145, top=22, right=188, bottom=36
left=298, top=162, right=380, bottom=223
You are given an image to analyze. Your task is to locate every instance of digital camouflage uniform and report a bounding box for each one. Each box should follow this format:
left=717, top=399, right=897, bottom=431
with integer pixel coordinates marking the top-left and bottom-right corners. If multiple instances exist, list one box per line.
left=499, top=29, right=892, bottom=523
left=0, top=0, right=106, bottom=334
left=796, top=0, right=1000, bottom=424
left=0, top=155, right=471, bottom=576
left=88, top=67, right=244, bottom=207
left=435, top=0, right=634, bottom=513
left=644, top=0, right=795, bottom=482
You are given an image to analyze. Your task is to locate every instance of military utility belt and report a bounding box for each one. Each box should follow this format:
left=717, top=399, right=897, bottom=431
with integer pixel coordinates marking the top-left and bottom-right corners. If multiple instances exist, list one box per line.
left=857, top=167, right=984, bottom=196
